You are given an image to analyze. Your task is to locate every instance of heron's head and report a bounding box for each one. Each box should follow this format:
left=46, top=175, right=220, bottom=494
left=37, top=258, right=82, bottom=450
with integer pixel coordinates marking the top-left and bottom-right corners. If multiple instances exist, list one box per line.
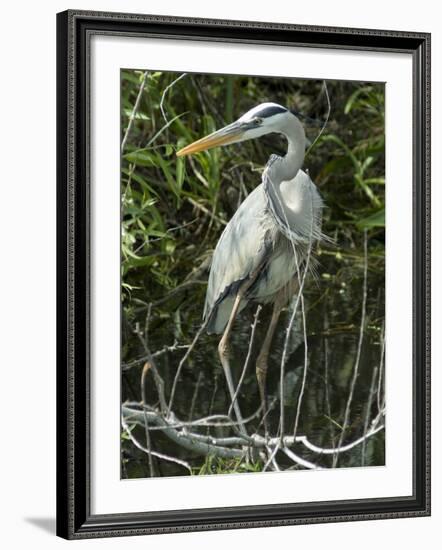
left=176, top=102, right=299, bottom=157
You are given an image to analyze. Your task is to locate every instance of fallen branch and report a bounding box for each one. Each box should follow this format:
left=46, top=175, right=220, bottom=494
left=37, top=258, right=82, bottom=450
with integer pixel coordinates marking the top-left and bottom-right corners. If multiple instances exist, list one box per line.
left=282, top=447, right=321, bottom=470
left=122, top=405, right=385, bottom=461
left=122, top=415, right=192, bottom=473
left=122, top=405, right=245, bottom=459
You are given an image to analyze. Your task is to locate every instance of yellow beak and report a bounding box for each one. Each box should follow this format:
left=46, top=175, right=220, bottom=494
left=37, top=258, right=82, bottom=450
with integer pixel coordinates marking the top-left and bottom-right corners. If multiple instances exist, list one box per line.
left=176, top=122, right=244, bottom=157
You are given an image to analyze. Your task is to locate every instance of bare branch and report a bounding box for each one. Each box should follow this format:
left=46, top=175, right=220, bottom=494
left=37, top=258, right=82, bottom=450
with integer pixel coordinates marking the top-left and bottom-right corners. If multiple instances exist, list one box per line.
left=292, top=290, right=309, bottom=438
left=377, top=322, right=386, bottom=415
left=361, top=366, right=379, bottom=465
left=145, top=113, right=187, bottom=149
left=279, top=210, right=314, bottom=439
left=333, top=230, right=368, bottom=467
left=168, top=322, right=207, bottom=413
left=294, top=424, right=384, bottom=455
left=122, top=342, right=190, bottom=371
left=133, top=316, right=168, bottom=414
left=282, top=447, right=321, bottom=470
left=189, top=371, right=204, bottom=421
left=122, top=416, right=192, bottom=474
left=141, top=361, right=156, bottom=477
left=305, top=80, right=331, bottom=157
left=123, top=404, right=384, bottom=458
left=122, top=406, right=245, bottom=459
left=263, top=442, right=281, bottom=472
left=228, top=305, right=262, bottom=417
left=124, top=402, right=263, bottom=429
left=160, top=73, right=187, bottom=123
left=323, top=307, right=336, bottom=449
left=121, top=71, right=148, bottom=154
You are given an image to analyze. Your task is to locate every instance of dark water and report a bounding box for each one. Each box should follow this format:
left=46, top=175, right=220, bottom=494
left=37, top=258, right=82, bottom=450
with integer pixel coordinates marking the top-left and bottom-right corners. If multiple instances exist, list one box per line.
left=122, top=249, right=385, bottom=478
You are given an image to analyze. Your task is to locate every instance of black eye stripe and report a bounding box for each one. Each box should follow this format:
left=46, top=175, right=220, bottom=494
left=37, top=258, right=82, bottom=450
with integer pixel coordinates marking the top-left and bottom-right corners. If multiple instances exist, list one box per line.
left=256, top=105, right=287, bottom=118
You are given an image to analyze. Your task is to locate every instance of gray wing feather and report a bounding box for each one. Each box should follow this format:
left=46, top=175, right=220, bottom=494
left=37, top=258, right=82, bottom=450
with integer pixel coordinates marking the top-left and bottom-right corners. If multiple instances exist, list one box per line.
left=203, top=184, right=270, bottom=333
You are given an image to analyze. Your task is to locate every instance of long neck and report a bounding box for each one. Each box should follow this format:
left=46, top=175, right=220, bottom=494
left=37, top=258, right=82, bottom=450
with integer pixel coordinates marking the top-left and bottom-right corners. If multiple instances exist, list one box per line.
left=263, top=116, right=317, bottom=242
left=273, top=114, right=306, bottom=182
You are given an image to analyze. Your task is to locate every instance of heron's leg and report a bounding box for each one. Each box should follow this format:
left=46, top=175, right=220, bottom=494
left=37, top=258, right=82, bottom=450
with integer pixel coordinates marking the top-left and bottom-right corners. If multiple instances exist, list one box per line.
left=256, top=301, right=283, bottom=435
left=218, top=276, right=258, bottom=437
left=256, top=279, right=299, bottom=436
left=218, top=293, right=248, bottom=436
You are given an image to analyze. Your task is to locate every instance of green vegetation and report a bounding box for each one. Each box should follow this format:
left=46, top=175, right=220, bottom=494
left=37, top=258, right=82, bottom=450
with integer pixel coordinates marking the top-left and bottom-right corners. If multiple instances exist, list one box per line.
left=121, top=70, right=385, bottom=478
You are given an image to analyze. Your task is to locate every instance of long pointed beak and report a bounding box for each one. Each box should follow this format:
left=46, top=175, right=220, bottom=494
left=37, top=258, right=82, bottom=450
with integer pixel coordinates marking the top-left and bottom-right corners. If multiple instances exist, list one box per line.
left=176, top=122, right=244, bottom=157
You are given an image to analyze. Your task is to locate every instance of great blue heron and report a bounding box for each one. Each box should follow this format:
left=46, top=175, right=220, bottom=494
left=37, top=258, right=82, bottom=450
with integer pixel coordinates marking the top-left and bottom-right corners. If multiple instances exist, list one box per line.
left=177, top=102, right=325, bottom=431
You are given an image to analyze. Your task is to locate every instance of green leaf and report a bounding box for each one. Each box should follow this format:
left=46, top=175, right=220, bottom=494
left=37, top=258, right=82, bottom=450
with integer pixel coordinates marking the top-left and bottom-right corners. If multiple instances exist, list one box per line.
left=363, top=177, right=385, bottom=186
left=319, top=134, right=360, bottom=172
left=124, top=151, right=157, bottom=167
left=357, top=208, right=385, bottom=229
left=344, top=86, right=373, bottom=114
left=176, top=157, right=185, bottom=189
left=123, top=109, right=150, bottom=121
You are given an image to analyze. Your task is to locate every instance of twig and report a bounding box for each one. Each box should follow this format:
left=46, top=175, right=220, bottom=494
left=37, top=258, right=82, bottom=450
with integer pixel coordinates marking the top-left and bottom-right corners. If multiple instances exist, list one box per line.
left=160, top=73, right=187, bottom=124
left=141, top=361, right=156, bottom=477
left=292, top=290, right=309, bottom=438
left=124, top=402, right=263, bottom=429
left=277, top=200, right=314, bottom=439
left=133, top=318, right=168, bottom=414
left=361, top=366, right=378, bottom=465
left=263, top=442, right=281, bottom=472
left=377, top=322, right=386, bottom=415
left=122, top=405, right=384, bottom=458
left=122, top=406, right=244, bottom=459
left=145, top=112, right=187, bottom=150
left=121, top=71, right=148, bottom=154
left=252, top=396, right=277, bottom=437
left=179, top=432, right=248, bottom=447
left=294, top=424, right=384, bottom=455
left=187, top=197, right=227, bottom=226
left=122, top=342, right=190, bottom=371
left=305, top=80, right=331, bottom=158
left=121, top=416, right=192, bottom=473
left=323, top=307, right=336, bottom=449
left=333, top=230, right=369, bottom=467
left=167, top=321, right=207, bottom=413
left=282, top=447, right=321, bottom=470
left=189, top=371, right=204, bottom=421
left=262, top=422, right=282, bottom=472
left=205, top=374, right=219, bottom=436
left=228, top=305, right=262, bottom=417
left=267, top=447, right=281, bottom=471
left=262, top=163, right=317, bottom=440
left=150, top=256, right=212, bottom=307
left=131, top=218, right=199, bottom=254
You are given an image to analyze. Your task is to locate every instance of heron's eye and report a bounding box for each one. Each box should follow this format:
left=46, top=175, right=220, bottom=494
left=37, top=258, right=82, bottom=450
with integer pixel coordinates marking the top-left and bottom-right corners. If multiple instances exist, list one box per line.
left=253, top=117, right=263, bottom=125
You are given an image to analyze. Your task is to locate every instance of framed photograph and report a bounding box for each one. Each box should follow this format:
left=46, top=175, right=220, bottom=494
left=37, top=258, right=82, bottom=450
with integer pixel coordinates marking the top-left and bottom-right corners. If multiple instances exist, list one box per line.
left=56, top=10, right=431, bottom=539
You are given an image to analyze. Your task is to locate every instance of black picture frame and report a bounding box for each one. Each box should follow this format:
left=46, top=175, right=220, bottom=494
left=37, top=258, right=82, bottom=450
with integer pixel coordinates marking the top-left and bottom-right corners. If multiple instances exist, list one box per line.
left=56, top=9, right=431, bottom=539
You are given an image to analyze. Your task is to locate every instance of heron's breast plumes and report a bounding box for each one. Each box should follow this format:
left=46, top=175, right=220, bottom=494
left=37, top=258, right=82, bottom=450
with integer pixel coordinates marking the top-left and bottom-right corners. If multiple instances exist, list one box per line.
left=263, top=167, right=324, bottom=244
